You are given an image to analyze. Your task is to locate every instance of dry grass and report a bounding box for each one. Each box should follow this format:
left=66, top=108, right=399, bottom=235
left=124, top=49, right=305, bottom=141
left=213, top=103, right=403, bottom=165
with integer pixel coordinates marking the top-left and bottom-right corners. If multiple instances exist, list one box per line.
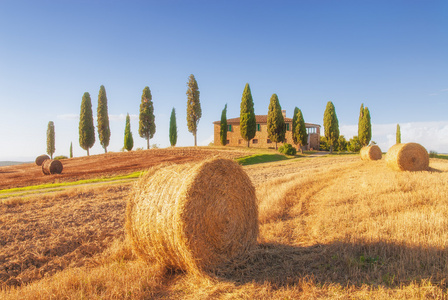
left=1, top=156, right=448, bottom=299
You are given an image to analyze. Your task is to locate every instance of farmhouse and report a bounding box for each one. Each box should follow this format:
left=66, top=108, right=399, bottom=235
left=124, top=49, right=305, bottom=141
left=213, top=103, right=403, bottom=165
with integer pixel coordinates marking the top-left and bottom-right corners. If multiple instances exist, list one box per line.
left=213, top=110, right=321, bottom=150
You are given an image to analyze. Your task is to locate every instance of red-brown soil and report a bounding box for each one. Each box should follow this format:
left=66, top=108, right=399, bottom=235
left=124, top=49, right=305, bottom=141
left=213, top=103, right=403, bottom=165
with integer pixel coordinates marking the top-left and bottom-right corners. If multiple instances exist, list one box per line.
left=0, top=147, right=248, bottom=190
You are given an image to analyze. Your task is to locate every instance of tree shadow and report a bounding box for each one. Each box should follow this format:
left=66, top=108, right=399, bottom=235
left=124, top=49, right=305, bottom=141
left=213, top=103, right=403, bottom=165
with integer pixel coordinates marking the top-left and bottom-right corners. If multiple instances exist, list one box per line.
left=213, top=240, right=448, bottom=290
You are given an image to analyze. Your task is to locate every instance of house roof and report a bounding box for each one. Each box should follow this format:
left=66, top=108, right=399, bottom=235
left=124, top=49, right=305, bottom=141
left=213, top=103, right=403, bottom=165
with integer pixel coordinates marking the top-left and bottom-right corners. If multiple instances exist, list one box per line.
left=213, top=115, right=320, bottom=127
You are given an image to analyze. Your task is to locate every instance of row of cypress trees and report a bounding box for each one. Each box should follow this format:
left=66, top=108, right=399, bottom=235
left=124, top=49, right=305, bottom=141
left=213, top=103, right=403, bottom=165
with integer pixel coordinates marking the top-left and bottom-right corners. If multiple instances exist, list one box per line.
left=78, top=85, right=156, bottom=155
left=219, top=86, right=375, bottom=154
left=219, top=84, right=309, bottom=151
left=77, top=74, right=201, bottom=155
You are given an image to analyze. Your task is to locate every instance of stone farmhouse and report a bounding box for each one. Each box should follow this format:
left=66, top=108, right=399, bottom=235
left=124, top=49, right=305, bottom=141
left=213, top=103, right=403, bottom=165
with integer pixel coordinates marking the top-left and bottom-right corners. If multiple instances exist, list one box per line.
left=213, top=110, right=321, bottom=150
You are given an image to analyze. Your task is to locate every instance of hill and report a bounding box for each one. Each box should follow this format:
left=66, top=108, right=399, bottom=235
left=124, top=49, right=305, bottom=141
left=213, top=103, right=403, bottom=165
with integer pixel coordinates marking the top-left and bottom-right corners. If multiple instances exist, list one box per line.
left=0, top=147, right=249, bottom=190
left=1, top=153, right=447, bottom=298
left=0, top=161, right=30, bottom=167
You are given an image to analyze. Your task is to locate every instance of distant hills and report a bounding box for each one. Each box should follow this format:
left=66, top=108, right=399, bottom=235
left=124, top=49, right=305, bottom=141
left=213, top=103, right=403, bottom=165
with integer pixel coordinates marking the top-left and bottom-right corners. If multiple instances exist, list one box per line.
left=0, top=161, right=31, bottom=167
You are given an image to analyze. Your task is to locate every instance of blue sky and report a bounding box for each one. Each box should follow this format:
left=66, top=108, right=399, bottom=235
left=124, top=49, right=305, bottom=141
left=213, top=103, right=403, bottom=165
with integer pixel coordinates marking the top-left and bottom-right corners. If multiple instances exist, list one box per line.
left=0, top=0, right=447, bottom=160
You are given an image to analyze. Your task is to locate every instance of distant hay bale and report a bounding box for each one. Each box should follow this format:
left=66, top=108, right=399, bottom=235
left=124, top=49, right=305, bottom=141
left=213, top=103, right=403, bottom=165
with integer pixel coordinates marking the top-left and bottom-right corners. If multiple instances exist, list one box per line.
left=42, top=159, right=63, bottom=175
left=35, top=155, right=50, bottom=166
left=125, top=158, right=258, bottom=274
left=386, top=143, right=429, bottom=171
left=360, top=145, right=382, bottom=161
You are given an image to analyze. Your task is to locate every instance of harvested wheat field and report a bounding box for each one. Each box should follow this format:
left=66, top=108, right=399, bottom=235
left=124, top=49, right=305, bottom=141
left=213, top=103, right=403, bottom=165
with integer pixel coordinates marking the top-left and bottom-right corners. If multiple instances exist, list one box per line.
left=0, top=147, right=248, bottom=190
left=1, top=152, right=448, bottom=299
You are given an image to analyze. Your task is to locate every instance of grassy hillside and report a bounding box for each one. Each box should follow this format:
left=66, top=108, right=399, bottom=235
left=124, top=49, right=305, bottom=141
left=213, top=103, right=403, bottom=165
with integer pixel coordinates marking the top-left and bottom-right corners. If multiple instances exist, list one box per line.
left=1, top=156, right=448, bottom=299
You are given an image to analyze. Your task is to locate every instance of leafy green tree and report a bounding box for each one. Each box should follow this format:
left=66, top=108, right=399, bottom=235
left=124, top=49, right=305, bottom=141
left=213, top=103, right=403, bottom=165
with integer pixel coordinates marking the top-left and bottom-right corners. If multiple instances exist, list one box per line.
left=79, top=92, right=95, bottom=156
left=396, top=124, right=401, bottom=144
left=278, top=143, right=297, bottom=155
left=139, top=86, right=156, bottom=149
left=97, top=85, right=110, bottom=153
left=358, top=104, right=372, bottom=146
left=337, top=135, right=347, bottom=152
left=124, top=113, right=134, bottom=151
left=46, top=121, right=55, bottom=159
left=169, top=107, right=177, bottom=147
left=292, top=107, right=307, bottom=152
left=267, top=94, right=285, bottom=150
left=220, top=104, right=228, bottom=146
left=348, top=136, right=362, bottom=152
left=320, top=136, right=329, bottom=151
left=323, top=101, right=339, bottom=153
left=70, top=142, right=73, bottom=158
left=186, top=74, right=201, bottom=146
left=239, top=83, right=256, bottom=147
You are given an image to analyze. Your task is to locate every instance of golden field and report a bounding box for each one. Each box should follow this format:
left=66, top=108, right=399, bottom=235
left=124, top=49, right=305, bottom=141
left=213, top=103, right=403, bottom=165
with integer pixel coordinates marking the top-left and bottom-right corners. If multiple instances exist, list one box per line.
left=1, top=152, right=448, bottom=299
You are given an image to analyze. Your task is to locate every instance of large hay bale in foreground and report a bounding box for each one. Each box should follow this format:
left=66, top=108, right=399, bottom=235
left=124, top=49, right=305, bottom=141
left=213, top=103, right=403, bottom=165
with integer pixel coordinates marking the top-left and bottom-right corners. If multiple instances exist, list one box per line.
left=35, top=154, right=50, bottom=166
left=42, top=159, right=63, bottom=175
left=126, top=158, right=258, bottom=274
left=360, top=145, right=382, bottom=161
left=386, top=143, right=429, bottom=171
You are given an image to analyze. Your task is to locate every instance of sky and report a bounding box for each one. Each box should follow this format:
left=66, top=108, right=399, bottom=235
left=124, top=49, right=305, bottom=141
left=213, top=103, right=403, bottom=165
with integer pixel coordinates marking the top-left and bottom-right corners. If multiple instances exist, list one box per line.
left=0, top=0, right=447, bottom=161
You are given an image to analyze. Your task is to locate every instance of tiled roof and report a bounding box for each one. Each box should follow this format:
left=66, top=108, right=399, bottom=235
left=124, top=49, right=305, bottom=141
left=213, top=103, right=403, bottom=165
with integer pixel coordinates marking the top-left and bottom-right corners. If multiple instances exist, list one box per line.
left=213, top=115, right=320, bottom=127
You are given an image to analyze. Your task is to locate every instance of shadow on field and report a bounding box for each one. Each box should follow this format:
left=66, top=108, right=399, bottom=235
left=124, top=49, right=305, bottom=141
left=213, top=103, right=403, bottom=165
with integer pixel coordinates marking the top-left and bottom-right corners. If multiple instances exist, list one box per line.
left=428, top=167, right=443, bottom=173
left=214, top=241, right=448, bottom=289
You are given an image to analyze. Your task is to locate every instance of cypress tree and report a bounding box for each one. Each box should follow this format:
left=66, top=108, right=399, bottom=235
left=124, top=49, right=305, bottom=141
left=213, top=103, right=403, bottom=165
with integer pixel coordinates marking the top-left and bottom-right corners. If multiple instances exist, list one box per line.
left=69, top=142, right=73, bottom=158
left=186, top=74, right=201, bottom=146
left=364, top=107, right=372, bottom=145
left=239, top=83, right=256, bottom=147
left=169, top=107, right=177, bottom=147
left=124, top=113, right=134, bottom=151
left=292, top=107, right=299, bottom=143
left=46, top=121, right=55, bottom=159
left=358, top=104, right=372, bottom=146
left=79, top=92, right=95, bottom=156
left=292, top=108, right=307, bottom=152
left=358, top=103, right=364, bottom=141
left=267, top=94, right=285, bottom=150
left=139, top=86, right=156, bottom=149
left=323, top=101, right=339, bottom=154
left=220, top=104, right=228, bottom=146
left=396, top=124, right=401, bottom=144
left=97, top=85, right=110, bottom=153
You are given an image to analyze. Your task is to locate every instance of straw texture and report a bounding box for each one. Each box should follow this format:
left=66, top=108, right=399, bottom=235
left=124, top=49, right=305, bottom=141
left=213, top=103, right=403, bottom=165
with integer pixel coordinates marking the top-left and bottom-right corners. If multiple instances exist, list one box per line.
left=125, top=158, right=258, bottom=274
left=35, top=155, right=50, bottom=166
left=360, top=145, right=382, bottom=161
left=386, top=143, right=429, bottom=171
left=41, top=159, right=63, bottom=175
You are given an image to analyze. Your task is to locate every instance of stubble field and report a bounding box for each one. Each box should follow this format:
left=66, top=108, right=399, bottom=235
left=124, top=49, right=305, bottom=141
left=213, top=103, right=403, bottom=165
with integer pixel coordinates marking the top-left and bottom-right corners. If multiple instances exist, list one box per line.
left=1, top=148, right=447, bottom=299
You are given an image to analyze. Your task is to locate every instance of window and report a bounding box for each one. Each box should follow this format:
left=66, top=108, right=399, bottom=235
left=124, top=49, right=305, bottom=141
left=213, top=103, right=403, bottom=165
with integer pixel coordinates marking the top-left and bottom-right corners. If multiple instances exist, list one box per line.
left=267, top=139, right=272, bottom=144
left=306, top=127, right=315, bottom=134
left=252, top=139, right=258, bottom=144
left=238, top=139, right=243, bottom=145
left=257, top=124, right=261, bottom=131
left=226, top=140, right=230, bottom=145
left=286, top=123, right=290, bottom=131
left=228, top=124, right=232, bottom=132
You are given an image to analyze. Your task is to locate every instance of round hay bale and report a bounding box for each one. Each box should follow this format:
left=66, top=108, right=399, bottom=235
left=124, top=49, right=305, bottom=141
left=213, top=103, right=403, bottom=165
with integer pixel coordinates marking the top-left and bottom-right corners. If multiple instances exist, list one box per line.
left=386, top=143, right=429, bottom=171
left=41, top=159, right=63, bottom=175
left=360, top=145, right=382, bottom=161
left=35, top=154, right=50, bottom=166
left=126, top=158, right=258, bottom=274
